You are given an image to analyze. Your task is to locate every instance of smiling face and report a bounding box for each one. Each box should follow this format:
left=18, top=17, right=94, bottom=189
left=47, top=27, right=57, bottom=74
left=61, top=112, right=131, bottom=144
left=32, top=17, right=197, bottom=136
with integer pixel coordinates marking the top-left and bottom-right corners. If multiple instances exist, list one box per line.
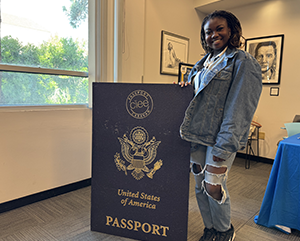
left=204, top=17, right=231, bottom=55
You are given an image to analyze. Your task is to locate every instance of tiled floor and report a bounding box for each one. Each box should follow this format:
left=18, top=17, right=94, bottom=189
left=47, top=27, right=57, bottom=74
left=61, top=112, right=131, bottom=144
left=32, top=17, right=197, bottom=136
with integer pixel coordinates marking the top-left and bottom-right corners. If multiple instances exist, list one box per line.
left=0, top=157, right=299, bottom=240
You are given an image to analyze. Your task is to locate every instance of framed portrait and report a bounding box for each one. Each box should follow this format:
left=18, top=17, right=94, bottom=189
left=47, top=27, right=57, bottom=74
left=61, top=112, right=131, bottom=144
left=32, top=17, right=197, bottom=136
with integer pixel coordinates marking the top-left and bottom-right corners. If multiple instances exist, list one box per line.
left=160, top=30, right=189, bottom=76
left=178, top=63, right=194, bottom=83
left=245, top=34, right=284, bottom=85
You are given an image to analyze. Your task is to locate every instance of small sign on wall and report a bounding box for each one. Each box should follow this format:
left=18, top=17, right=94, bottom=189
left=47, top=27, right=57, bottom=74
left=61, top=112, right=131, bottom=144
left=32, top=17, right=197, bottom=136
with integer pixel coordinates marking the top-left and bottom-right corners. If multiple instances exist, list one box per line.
left=270, top=87, right=279, bottom=96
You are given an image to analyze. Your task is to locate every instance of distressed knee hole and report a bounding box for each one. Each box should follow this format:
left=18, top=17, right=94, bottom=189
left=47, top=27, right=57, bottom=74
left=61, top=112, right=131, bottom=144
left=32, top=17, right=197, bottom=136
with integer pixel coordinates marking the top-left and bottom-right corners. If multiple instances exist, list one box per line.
left=205, top=168, right=227, bottom=183
left=191, top=163, right=202, bottom=175
left=206, top=164, right=227, bottom=174
left=202, top=169, right=228, bottom=204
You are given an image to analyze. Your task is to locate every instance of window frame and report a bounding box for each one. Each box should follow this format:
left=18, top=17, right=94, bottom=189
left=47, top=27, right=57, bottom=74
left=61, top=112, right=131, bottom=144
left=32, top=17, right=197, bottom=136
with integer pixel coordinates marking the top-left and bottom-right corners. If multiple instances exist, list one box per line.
left=0, top=0, right=122, bottom=109
left=0, top=64, right=88, bottom=77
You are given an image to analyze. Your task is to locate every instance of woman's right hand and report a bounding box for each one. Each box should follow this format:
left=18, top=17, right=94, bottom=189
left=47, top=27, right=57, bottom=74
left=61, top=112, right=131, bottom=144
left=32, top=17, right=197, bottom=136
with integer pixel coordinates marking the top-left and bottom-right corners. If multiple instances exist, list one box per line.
left=174, top=81, right=191, bottom=87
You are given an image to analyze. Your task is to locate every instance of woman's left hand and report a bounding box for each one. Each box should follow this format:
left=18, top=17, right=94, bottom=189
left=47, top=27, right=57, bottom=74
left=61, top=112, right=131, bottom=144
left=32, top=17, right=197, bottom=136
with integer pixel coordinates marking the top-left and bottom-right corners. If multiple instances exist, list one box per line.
left=213, top=155, right=225, bottom=162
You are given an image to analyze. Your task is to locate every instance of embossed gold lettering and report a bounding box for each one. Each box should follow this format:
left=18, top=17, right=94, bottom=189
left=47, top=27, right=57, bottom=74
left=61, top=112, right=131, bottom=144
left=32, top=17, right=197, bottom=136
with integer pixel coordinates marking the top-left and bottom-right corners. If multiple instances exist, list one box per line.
left=118, top=189, right=139, bottom=198
left=142, top=222, right=151, bottom=233
left=152, top=224, right=160, bottom=235
left=161, top=225, right=170, bottom=237
left=120, top=218, right=127, bottom=229
left=140, top=192, right=160, bottom=202
left=112, top=217, right=120, bottom=227
left=130, top=100, right=149, bottom=110
left=128, top=199, right=156, bottom=209
left=105, top=216, right=170, bottom=237
left=134, top=221, right=141, bottom=231
left=106, top=216, right=113, bottom=226
left=127, top=219, right=134, bottom=230
left=126, top=90, right=153, bottom=119
left=121, top=198, right=128, bottom=206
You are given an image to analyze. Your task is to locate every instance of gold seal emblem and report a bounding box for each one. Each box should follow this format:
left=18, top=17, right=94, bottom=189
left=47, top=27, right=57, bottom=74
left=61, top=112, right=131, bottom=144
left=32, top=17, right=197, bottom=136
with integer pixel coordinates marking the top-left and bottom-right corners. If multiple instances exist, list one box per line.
left=126, top=90, right=153, bottom=119
left=114, top=127, right=163, bottom=180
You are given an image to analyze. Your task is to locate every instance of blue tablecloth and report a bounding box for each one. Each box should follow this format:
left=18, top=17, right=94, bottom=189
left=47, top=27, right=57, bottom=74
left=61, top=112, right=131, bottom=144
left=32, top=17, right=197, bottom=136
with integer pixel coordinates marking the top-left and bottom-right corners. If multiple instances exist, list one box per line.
left=255, top=133, right=300, bottom=232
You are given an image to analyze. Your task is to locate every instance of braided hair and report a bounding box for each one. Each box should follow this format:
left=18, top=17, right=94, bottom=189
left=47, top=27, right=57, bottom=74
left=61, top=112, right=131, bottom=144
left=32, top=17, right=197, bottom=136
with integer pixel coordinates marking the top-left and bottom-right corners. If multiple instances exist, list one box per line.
left=200, top=10, right=244, bottom=53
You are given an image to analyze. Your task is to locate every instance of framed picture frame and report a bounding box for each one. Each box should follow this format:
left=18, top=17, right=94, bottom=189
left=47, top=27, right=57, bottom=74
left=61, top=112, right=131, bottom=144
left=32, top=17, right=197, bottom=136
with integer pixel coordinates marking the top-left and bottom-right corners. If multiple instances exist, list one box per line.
left=178, top=63, right=194, bottom=83
left=160, top=30, right=189, bottom=76
left=245, top=34, right=284, bottom=85
left=270, top=87, right=279, bottom=96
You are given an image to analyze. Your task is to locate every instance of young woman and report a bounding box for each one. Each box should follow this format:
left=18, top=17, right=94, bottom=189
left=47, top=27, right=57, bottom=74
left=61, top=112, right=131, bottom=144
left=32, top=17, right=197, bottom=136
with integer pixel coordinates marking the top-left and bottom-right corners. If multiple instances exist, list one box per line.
left=179, top=10, right=262, bottom=241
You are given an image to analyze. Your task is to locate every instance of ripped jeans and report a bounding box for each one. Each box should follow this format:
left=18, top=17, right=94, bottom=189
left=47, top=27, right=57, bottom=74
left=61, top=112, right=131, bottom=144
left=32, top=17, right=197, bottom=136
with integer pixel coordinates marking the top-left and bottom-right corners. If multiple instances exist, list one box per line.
left=190, top=143, right=236, bottom=232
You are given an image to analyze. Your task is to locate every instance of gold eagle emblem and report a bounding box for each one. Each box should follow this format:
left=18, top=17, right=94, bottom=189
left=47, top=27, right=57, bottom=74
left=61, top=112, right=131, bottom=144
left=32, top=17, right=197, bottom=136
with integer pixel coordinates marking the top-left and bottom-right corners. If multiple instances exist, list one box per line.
left=114, top=126, right=163, bottom=180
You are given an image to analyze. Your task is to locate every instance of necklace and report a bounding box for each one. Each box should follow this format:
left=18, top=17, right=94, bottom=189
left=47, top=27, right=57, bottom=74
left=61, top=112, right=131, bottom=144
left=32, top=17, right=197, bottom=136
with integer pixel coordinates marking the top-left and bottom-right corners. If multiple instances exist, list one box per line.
left=204, top=55, right=219, bottom=69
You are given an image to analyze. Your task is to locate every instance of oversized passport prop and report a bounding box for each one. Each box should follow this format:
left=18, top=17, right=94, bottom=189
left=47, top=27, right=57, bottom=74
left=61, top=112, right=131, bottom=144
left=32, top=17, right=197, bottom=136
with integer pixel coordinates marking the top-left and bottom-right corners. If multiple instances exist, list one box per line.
left=91, top=83, right=193, bottom=241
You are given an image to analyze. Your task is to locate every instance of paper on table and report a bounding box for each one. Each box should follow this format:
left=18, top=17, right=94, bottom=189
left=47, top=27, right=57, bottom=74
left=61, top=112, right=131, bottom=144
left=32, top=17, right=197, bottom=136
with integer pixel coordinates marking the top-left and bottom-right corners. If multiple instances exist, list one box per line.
left=275, top=225, right=291, bottom=234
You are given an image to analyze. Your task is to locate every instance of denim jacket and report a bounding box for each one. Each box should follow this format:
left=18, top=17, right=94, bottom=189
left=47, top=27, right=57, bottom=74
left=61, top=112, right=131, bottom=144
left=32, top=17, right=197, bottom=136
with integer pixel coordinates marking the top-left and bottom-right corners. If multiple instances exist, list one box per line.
left=180, top=47, right=262, bottom=160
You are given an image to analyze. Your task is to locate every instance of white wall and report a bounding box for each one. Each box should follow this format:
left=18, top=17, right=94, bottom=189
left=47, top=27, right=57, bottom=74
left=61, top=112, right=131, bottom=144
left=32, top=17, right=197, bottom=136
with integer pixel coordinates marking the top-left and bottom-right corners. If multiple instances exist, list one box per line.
left=0, top=107, right=92, bottom=204
left=121, top=0, right=146, bottom=83
left=143, top=0, right=205, bottom=84
left=121, top=0, right=205, bottom=84
left=231, top=0, right=300, bottom=159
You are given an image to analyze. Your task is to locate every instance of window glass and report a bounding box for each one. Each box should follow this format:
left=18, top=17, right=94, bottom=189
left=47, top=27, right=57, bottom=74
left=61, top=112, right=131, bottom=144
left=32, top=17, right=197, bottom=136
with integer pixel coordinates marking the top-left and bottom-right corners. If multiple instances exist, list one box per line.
left=0, top=0, right=88, bottom=106
left=0, top=72, right=88, bottom=106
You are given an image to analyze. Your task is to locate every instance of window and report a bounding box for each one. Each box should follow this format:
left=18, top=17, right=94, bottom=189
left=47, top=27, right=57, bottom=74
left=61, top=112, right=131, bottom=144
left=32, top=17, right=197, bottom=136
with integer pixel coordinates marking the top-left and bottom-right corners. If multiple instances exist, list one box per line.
left=0, top=0, right=88, bottom=106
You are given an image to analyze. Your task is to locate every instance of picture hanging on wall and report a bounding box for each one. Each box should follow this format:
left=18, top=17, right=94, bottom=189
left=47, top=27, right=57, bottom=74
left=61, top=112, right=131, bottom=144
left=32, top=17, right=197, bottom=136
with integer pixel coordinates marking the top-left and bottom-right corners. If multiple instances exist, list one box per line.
left=178, top=63, right=194, bottom=83
left=160, top=30, right=189, bottom=76
left=245, top=34, right=284, bottom=85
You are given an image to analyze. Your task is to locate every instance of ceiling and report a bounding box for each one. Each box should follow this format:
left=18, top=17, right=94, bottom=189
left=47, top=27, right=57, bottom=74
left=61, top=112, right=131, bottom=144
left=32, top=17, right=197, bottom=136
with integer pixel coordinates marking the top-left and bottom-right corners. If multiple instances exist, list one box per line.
left=195, top=0, right=270, bottom=14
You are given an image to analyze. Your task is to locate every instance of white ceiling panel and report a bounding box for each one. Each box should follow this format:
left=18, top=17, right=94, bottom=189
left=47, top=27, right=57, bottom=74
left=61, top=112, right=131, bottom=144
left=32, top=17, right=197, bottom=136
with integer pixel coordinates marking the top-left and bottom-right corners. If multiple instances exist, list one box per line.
left=195, top=0, right=270, bottom=14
